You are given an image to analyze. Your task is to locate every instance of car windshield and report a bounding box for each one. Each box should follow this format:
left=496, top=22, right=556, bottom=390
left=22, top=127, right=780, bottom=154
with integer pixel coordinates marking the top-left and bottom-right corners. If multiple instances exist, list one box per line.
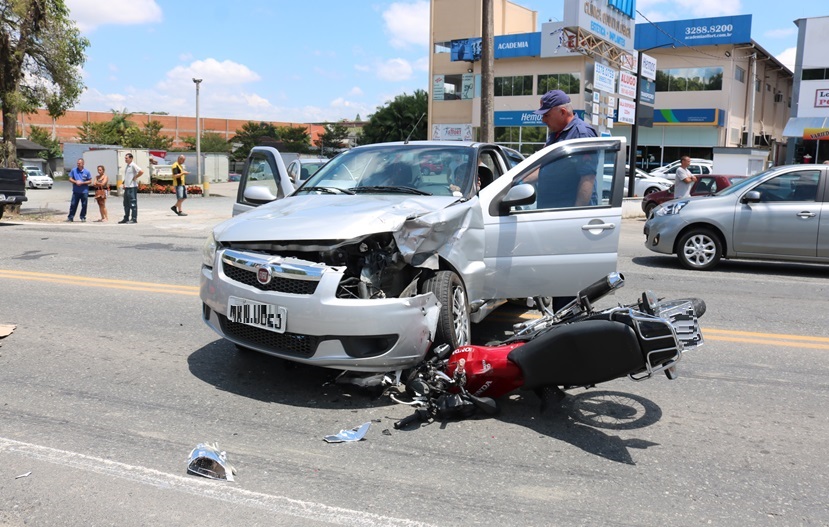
left=298, top=144, right=476, bottom=196
left=716, top=168, right=782, bottom=196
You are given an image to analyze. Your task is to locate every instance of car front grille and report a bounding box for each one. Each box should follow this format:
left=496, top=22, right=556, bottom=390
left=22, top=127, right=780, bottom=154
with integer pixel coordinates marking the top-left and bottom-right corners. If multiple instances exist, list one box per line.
left=218, top=314, right=320, bottom=358
left=222, top=262, right=319, bottom=295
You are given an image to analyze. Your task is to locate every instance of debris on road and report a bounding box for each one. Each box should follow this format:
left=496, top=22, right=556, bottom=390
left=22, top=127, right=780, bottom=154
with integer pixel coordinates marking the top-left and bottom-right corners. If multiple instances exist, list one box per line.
left=0, top=324, right=15, bottom=338
left=323, top=422, right=371, bottom=443
left=186, top=443, right=235, bottom=481
left=15, top=471, right=32, bottom=479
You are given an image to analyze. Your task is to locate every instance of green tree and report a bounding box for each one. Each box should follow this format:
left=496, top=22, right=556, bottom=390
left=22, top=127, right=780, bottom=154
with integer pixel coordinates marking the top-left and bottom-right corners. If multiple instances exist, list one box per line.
left=314, top=123, right=350, bottom=158
left=357, top=90, right=427, bottom=145
left=275, top=125, right=310, bottom=154
left=229, top=121, right=278, bottom=160
left=77, top=120, right=117, bottom=144
left=27, top=125, right=61, bottom=161
left=180, top=131, right=231, bottom=153
left=1, top=0, right=88, bottom=167
left=121, top=120, right=172, bottom=150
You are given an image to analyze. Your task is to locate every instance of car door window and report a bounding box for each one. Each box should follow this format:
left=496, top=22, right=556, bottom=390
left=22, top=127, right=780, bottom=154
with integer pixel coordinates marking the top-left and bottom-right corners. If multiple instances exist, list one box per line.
left=693, top=177, right=714, bottom=194
left=513, top=147, right=617, bottom=209
left=753, top=171, right=820, bottom=202
left=688, top=165, right=702, bottom=175
left=245, top=155, right=280, bottom=198
left=700, top=165, right=712, bottom=174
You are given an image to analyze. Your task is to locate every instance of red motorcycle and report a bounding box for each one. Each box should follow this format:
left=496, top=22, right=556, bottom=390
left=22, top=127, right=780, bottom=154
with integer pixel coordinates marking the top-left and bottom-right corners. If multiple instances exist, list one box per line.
left=388, top=273, right=704, bottom=428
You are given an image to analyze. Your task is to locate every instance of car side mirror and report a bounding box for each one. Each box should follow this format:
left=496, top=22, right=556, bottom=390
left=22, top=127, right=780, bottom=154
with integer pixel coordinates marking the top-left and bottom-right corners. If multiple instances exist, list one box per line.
left=741, top=190, right=761, bottom=204
left=244, top=185, right=277, bottom=204
left=499, top=184, right=535, bottom=213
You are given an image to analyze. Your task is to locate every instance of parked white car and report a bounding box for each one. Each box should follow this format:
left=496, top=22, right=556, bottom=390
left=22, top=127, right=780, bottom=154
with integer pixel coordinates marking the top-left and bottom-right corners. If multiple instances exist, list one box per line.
left=24, top=167, right=53, bottom=189
left=201, top=138, right=628, bottom=372
left=650, top=159, right=713, bottom=180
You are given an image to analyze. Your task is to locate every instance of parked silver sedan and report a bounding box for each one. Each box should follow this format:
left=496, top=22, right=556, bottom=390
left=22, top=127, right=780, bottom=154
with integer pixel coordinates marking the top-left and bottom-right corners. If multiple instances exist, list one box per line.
left=644, top=164, right=828, bottom=270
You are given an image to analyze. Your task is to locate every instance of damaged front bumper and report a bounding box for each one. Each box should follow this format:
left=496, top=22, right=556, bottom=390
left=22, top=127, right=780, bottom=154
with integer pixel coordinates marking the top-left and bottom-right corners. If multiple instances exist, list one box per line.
left=200, top=249, right=441, bottom=372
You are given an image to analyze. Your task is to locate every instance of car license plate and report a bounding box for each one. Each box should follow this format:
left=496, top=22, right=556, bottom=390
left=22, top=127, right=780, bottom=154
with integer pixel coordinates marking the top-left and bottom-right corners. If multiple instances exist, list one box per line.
left=227, top=296, right=287, bottom=334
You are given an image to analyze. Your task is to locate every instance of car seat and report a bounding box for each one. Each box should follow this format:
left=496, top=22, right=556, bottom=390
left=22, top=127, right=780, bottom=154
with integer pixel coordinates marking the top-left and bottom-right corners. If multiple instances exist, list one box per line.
left=477, top=165, right=494, bottom=190
left=300, top=167, right=310, bottom=181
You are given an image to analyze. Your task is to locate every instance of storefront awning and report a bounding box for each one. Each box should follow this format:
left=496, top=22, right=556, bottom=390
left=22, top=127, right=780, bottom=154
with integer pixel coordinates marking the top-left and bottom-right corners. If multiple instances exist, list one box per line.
left=782, top=117, right=829, bottom=139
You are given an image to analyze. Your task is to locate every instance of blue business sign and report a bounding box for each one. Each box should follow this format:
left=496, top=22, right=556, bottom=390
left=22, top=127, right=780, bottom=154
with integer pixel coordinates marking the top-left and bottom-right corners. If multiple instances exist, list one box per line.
left=495, top=109, right=586, bottom=127
left=451, top=38, right=482, bottom=62
left=452, top=33, right=540, bottom=62
left=494, top=32, right=541, bottom=59
left=635, top=15, right=752, bottom=49
left=639, top=78, right=656, bottom=105
left=654, top=108, right=725, bottom=126
left=608, top=0, right=636, bottom=20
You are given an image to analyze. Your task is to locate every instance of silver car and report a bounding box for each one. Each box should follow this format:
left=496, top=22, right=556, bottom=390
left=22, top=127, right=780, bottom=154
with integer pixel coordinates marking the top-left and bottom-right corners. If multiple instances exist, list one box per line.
left=644, top=164, right=829, bottom=270
left=201, top=138, right=627, bottom=371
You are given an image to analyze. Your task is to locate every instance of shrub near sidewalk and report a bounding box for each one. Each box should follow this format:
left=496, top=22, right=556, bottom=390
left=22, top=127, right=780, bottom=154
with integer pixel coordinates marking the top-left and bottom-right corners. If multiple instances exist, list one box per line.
left=137, top=183, right=203, bottom=195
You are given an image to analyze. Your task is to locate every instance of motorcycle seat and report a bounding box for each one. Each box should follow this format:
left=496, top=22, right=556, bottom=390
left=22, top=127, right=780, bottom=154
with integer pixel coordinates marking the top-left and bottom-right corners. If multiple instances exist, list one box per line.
left=507, top=319, right=643, bottom=389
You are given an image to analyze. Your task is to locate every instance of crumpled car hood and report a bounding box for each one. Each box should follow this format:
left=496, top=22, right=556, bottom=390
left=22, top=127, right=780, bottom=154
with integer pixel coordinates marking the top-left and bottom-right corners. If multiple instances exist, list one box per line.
left=214, top=194, right=461, bottom=242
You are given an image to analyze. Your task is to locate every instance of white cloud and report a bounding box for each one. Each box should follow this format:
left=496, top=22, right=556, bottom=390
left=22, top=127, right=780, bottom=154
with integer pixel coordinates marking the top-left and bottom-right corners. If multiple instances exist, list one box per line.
left=157, top=59, right=261, bottom=90
left=776, top=47, right=797, bottom=72
left=65, top=0, right=163, bottom=32
left=376, top=58, right=414, bottom=81
left=412, top=56, right=430, bottom=72
left=347, top=86, right=364, bottom=97
left=383, top=1, right=430, bottom=49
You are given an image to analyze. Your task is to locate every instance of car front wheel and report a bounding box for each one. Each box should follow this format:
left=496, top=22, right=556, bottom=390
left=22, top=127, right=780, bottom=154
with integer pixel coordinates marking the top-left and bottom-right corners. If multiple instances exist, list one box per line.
left=677, top=229, right=722, bottom=270
left=421, top=270, right=470, bottom=349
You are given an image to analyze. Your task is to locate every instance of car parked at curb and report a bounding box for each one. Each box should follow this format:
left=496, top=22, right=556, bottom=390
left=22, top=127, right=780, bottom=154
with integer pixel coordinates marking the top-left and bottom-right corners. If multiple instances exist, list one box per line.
left=641, top=175, right=746, bottom=217
left=24, top=167, right=53, bottom=189
left=650, top=158, right=713, bottom=180
left=643, top=164, right=829, bottom=270
left=286, top=157, right=329, bottom=185
left=201, top=137, right=628, bottom=372
left=604, top=165, right=672, bottom=199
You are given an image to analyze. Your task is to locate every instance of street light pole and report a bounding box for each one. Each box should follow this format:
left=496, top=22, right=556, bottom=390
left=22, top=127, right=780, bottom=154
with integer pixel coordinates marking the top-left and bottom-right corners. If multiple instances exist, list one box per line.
left=193, top=78, right=208, bottom=197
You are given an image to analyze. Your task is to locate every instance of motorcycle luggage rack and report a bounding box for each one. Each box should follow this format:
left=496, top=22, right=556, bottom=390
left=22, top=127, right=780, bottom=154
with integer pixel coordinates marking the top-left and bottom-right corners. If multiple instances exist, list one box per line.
left=607, top=307, right=685, bottom=381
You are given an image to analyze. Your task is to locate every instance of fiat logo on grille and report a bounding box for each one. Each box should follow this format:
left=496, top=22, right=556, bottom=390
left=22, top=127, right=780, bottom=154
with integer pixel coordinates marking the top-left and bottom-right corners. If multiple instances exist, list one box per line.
left=256, top=266, right=272, bottom=285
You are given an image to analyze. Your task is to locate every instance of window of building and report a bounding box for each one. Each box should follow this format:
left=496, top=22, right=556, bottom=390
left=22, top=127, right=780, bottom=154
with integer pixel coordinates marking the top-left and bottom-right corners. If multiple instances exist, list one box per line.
left=755, top=79, right=760, bottom=92
left=433, top=74, right=472, bottom=101
left=537, top=73, right=581, bottom=95
left=494, top=75, right=533, bottom=97
left=802, top=68, right=829, bottom=81
left=735, top=66, right=745, bottom=83
left=434, top=41, right=451, bottom=54
left=655, top=67, right=723, bottom=91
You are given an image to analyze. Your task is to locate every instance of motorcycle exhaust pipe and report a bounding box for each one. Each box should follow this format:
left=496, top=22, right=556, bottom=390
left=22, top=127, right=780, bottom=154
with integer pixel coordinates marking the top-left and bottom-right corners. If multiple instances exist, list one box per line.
left=577, top=272, right=625, bottom=308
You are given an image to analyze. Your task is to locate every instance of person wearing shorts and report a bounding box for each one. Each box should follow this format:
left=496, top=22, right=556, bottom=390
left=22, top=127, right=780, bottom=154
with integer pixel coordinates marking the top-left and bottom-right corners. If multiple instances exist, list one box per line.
left=171, top=154, right=189, bottom=216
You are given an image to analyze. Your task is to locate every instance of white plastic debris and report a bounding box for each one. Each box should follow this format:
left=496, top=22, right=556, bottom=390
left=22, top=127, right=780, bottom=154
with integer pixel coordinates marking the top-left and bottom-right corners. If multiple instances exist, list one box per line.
left=323, top=422, right=371, bottom=443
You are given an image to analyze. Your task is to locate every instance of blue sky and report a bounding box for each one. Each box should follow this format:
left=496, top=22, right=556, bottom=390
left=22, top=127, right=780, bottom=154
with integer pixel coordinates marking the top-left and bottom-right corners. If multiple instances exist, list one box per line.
left=66, top=0, right=826, bottom=123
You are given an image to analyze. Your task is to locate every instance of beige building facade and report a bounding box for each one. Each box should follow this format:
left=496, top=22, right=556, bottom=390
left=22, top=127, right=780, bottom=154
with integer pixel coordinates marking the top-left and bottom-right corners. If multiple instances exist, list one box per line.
left=429, top=0, right=794, bottom=167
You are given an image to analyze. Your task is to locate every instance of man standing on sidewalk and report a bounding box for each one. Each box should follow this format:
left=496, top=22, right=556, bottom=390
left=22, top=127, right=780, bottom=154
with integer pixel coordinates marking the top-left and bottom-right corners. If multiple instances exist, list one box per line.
left=119, top=153, right=144, bottom=224
left=674, top=156, right=697, bottom=198
left=170, top=154, right=189, bottom=216
left=67, top=158, right=92, bottom=222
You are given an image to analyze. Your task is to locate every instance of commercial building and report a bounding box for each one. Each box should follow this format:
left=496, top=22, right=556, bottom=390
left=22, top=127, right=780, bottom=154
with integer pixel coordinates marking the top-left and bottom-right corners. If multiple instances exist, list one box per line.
left=429, top=0, right=794, bottom=167
left=782, top=16, right=829, bottom=164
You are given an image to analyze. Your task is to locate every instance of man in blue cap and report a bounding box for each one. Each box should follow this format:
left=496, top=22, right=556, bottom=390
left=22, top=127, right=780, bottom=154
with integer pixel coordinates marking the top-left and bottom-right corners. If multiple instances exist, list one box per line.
left=531, top=89, right=598, bottom=208
left=534, top=89, right=596, bottom=146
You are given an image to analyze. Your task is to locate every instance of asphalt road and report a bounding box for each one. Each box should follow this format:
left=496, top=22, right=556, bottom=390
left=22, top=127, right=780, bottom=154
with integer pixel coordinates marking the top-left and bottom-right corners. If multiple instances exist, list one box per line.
left=0, top=184, right=827, bottom=526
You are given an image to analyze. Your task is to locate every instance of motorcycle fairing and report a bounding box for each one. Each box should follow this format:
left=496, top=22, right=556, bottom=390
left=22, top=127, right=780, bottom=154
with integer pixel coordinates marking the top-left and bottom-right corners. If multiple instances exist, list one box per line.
left=507, top=319, right=642, bottom=388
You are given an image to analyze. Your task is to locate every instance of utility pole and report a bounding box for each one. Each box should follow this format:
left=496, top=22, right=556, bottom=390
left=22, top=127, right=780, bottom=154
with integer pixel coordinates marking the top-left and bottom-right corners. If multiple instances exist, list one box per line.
left=480, top=0, right=494, bottom=142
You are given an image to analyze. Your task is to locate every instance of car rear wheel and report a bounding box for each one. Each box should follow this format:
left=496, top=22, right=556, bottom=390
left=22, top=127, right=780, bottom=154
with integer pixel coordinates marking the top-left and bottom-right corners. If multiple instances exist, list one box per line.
left=676, top=229, right=722, bottom=270
left=644, top=187, right=660, bottom=195
left=421, top=270, right=470, bottom=349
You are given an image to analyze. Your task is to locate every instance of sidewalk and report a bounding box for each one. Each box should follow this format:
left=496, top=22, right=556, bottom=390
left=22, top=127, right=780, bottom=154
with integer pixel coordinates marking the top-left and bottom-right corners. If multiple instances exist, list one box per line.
left=6, top=181, right=239, bottom=231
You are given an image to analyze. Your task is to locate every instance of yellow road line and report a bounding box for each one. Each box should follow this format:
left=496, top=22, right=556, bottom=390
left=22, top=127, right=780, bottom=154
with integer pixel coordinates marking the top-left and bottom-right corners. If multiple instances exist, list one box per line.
left=0, top=269, right=199, bottom=296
